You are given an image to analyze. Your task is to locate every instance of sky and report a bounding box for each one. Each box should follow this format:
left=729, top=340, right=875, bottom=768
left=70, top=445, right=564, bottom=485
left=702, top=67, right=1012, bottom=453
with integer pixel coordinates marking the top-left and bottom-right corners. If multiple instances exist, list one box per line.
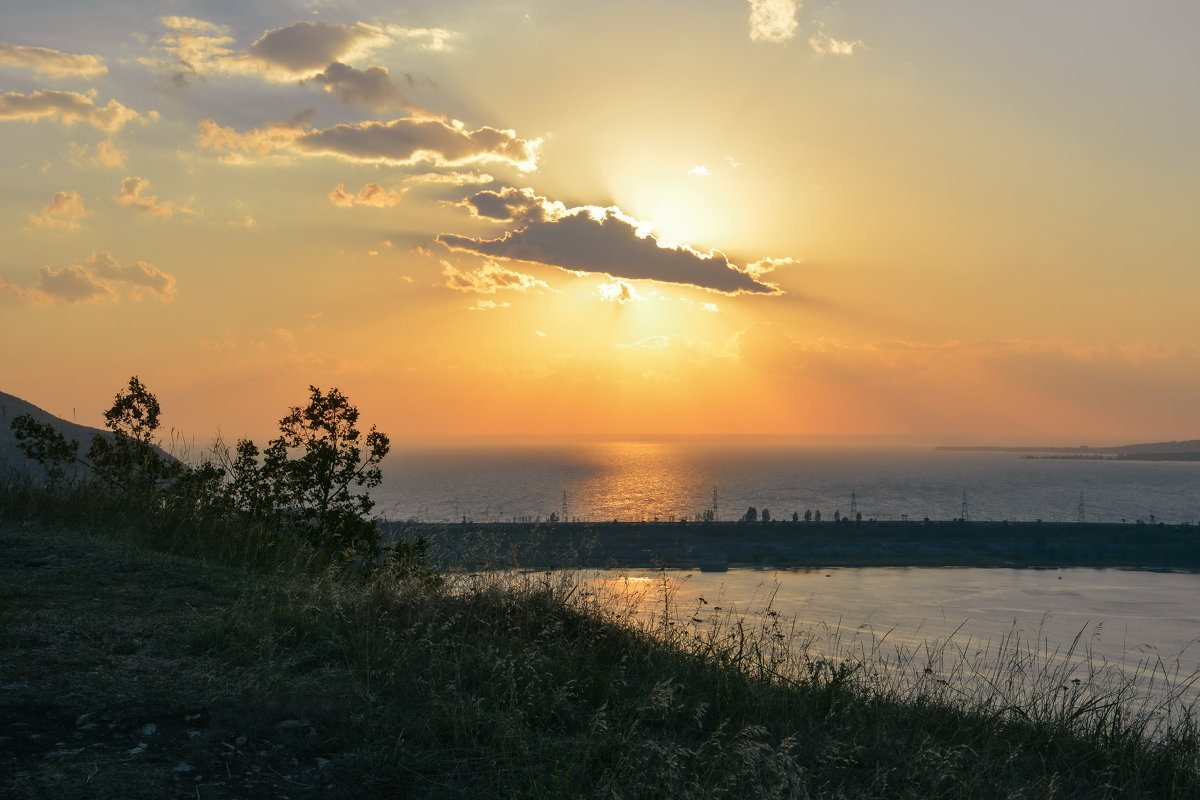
left=2, top=0, right=1198, bottom=444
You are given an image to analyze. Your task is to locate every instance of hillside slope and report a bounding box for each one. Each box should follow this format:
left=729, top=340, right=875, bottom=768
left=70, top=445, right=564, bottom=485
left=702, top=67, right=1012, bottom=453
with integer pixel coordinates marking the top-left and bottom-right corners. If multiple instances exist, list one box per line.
left=0, top=391, right=109, bottom=477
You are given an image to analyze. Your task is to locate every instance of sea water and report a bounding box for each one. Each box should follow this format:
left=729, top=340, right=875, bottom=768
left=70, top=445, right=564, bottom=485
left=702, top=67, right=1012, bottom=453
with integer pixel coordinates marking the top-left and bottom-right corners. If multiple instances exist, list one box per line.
left=377, top=439, right=1200, bottom=524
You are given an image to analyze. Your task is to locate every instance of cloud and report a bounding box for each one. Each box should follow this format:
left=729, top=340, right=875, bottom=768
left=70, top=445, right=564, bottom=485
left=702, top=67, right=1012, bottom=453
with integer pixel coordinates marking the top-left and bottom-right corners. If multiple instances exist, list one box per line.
left=1, top=252, right=176, bottom=306
left=747, top=0, right=800, bottom=44
left=197, top=114, right=539, bottom=171
left=597, top=281, right=640, bottom=303
left=84, top=251, right=177, bottom=300
left=0, top=90, right=141, bottom=132
left=328, top=182, right=404, bottom=207
left=113, top=177, right=193, bottom=218
left=195, top=111, right=312, bottom=159
left=245, top=21, right=389, bottom=76
left=441, top=260, right=550, bottom=293
left=405, top=171, right=495, bottom=186
left=438, top=188, right=781, bottom=295
left=468, top=299, right=511, bottom=311
left=152, top=18, right=390, bottom=83
left=308, top=62, right=409, bottom=110
left=68, top=139, right=125, bottom=167
left=458, top=186, right=560, bottom=223
left=29, top=191, right=89, bottom=229
left=386, top=26, right=455, bottom=52
left=295, top=118, right=540, bottom=170
left=808, top=24, right=864, bottom=56
left=0, top=42, right=106, bottom=78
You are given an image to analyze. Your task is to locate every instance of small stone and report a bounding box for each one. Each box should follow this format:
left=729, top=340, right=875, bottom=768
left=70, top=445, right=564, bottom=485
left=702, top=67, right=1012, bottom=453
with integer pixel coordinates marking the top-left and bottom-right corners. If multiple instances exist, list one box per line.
left=46, top=747, right=84, bottom=758
left=315, top=757, right=332, bottom=770
left=235, top=735, right=247, bottom=747
left=139, top=723, right=157, bottom=737
left=75, top=713, right=93, bottom=728
left=184, top=713, right=202, bottom=722
left=186, top=729, right=202, bottom=738
left=276, top=719, right=305, bottom=730
left=127, top=743, right=147, bottom=756
left=173, top=762, right=194, bottom=773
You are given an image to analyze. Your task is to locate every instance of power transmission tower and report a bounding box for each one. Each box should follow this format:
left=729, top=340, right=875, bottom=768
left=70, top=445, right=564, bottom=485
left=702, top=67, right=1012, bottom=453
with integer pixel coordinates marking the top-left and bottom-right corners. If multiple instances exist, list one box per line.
left=562, top=489, right=569, bottom=523
left=712, top=487, right=719, bottom=522
left=850, top=490, right=858, bottom=515
left=961, top=490, right=969, bottom=522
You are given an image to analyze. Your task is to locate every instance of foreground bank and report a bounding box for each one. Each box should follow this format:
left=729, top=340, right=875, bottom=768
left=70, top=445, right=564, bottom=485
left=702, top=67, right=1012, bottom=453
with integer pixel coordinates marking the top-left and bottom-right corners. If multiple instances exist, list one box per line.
left=2, top=514, right=1199, bottom=798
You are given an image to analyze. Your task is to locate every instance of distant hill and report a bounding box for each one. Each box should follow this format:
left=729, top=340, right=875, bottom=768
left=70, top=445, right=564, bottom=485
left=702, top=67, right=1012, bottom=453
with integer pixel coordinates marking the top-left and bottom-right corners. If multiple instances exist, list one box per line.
left=936, top=439, right=1200, bottom=461
left=0, top=391, right=110, bottom=479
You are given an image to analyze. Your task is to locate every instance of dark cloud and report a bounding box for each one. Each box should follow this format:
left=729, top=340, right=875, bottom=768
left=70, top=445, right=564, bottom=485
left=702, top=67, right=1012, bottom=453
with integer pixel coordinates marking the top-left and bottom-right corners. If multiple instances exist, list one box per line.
left=438, top=190, right=779, bottom=295
left=309, top=62, right=409, bottom=110
left=294, top=118, right=539, bottom=170
left=246, top=21, right=388, bottom=74
left=461, top=187, right=550, bottom=223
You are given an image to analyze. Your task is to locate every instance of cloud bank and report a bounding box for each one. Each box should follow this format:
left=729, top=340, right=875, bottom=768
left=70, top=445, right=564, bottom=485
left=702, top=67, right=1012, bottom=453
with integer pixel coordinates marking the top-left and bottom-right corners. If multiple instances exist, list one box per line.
left=438, top=188, right=780, bottom=295
left=198, top=114, right=539, bottom=171
left=1, top=252, right=176, bottom=305
left=0, top=42, right=106, bottom=78
left=0, top=90, right=141, bottom=132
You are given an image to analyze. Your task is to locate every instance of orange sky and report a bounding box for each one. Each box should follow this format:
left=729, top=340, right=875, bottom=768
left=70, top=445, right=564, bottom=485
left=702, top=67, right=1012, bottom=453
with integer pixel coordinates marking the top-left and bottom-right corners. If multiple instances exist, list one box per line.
left=2, top=1, right=1199, bottom=444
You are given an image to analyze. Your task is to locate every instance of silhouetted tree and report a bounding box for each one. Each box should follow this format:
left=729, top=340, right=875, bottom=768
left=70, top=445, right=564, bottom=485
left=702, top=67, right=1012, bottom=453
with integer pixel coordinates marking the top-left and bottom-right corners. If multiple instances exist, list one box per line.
left=804, top=509, right=812, bottom=522
left=744, top=506, right=758, bottom=523
left=761, top=508, right=771, bottom=522
left=792, top=511, right=799, bottom=522
left=814, top=510, right=822, bottom=522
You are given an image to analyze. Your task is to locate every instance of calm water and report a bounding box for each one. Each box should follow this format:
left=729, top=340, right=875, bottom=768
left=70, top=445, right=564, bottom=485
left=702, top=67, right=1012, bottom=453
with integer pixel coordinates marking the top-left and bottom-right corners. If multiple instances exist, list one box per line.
left=378, top=439, right=1200, bottom=524
left=585, top=566, right=1200, bottom=708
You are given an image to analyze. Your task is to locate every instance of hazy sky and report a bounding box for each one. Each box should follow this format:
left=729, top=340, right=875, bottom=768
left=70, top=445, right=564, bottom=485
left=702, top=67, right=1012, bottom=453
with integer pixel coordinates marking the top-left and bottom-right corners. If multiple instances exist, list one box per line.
left=3, top=0, right=1198, bottom=442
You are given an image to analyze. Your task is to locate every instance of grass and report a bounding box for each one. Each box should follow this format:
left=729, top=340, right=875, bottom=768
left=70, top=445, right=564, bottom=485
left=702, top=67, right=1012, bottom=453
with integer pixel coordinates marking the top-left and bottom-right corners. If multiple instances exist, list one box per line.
left=2, top=477, right=1199, bottom=798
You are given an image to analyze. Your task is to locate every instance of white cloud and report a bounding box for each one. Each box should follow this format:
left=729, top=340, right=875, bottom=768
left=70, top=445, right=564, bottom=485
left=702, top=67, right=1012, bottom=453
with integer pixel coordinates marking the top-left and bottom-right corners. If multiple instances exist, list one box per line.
left=597, top=280, right=640, bottom=303
left=386, top=26, right=455, bottom=52
left=747, top=0, right=800, bottom=44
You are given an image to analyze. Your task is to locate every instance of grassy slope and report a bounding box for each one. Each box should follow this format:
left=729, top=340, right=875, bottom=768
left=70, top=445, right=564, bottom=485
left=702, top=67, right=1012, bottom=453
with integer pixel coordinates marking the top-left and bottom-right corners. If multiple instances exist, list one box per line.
left=2, top=520, right=1198, bottom=799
